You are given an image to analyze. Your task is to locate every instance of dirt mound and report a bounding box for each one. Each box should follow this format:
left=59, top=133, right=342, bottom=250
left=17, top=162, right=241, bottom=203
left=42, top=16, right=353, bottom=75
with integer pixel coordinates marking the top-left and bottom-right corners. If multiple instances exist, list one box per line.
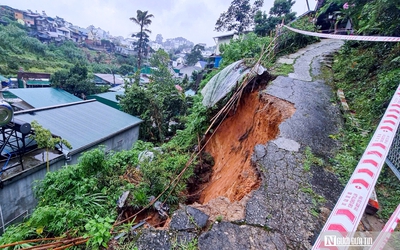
left=191, top=195, right=251, bottom=222
left=199, top=91, right=295, bottom=204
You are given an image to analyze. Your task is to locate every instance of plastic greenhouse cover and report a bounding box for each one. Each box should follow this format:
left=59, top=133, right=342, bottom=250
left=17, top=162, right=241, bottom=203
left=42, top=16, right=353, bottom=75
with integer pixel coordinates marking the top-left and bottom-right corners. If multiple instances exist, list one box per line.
left=201, top=60, right=265, bottom=107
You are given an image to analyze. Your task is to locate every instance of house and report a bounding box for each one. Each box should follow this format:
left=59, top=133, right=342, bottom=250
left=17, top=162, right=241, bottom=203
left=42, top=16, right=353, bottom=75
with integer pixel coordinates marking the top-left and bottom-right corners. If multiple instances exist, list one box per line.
left=201, top=50, right=213, bottom=58
left=195, top=60, right=207, bottom=70
left=35, top=17, right=50, bottom=32
left=115, top=46, right=137, bottom=56
left=76, top=27, right=89, bottom=41
left=23, top=12, right=39, bottom=27
left=14, top=100, right=142, bottom=161
left=13, top=9, right=24, bottom=22
left=149, top=41, right=163, bottom=51
left=179, top=66, right=202, bottom=78
left=5, top=88, right=81, bottom=110
left=94, top=73, right=125, bottom=86
left=46, top=31, right=62, bottom=42
left=87, top=91, right=124, bottom=110
left=0, top=5, right=14, bottom=19
left=17, top=72, right=52, bottom=88
left=56, top=26, right=71, bottom=39
left=213, top=32, right=238, bottom=55
left=0, top=100, right=142, bottom=230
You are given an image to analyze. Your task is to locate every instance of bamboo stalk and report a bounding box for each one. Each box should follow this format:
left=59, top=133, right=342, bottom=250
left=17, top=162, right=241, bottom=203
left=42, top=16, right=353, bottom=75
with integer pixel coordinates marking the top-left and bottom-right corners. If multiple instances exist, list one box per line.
left=0, top=237, right=64, bottom=249
left=21, top=237, right=85, bottom=250
left=52, top=238, right=88, bottom=250
left=114, top=34, right=277, bottom=231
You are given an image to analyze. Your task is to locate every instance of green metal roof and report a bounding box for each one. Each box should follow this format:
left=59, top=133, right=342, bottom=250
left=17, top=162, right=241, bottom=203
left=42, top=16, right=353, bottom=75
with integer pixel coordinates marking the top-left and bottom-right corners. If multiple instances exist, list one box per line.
left=87, top=92, right=124, bottom=110
left=7, top=88, right=81, bottom=108
left=0, top=75, right=8, bottom=82
left=14, top=100, right=142, bottom=153
left=89, top=92, right=124, bottom=103
left=26, top=80, right=51, bottom=85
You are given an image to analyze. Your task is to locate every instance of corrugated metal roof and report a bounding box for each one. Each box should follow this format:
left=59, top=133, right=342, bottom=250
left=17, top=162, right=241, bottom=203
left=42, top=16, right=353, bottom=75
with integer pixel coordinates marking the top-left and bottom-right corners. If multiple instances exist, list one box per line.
left=94, top=74, right=125, bottom=85
left=14, top=100, right=142, bottom=153
left=26, top=80, right=51, bottom=85
left=89, top=92, right=124, bottom=103
left=7, top=88, right=81, bottom=108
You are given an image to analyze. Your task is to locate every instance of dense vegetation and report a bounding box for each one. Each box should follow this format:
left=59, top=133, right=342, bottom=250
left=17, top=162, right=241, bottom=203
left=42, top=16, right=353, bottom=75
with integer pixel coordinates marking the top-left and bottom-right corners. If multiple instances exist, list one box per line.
left=0, top=20, right=86, bottom=75
left=319, top=0, right=400, bottom=219
left=1, top=0, right=400, bottom=248
left=119, top=50, right=188, bottom=143
left=0, top=19, right=138, bottom=77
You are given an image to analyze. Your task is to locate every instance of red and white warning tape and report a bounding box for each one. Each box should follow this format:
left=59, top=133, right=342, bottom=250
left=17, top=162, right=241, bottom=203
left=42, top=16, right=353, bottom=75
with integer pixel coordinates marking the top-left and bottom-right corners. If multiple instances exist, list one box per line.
left=313, top=84, right=400, bottom=250
left=370, top=204, right=400, bottom=250
left=284, top=25, right=400, bottom=42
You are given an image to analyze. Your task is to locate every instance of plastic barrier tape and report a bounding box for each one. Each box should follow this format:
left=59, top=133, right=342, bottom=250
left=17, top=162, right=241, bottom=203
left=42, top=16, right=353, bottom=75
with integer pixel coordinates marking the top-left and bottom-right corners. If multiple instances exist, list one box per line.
left=313, top=85, right=400, bottom=250
left=284, top=25, right=400, bottom=42
left=370, top=204, right=400, bottom=250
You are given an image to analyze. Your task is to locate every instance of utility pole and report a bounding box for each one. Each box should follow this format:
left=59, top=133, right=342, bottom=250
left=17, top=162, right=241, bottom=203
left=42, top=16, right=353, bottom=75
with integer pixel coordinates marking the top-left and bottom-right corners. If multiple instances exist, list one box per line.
left=108, top=68, right=115, bottom=85
left=306, top=0, right=310, bottom=11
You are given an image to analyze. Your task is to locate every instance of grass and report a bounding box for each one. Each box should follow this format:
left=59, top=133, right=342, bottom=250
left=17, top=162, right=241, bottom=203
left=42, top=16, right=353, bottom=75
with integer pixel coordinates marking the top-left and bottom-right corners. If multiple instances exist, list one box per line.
left=272, top=63, right=294, bottom=76
left=301, top=185, right=326, bottom=217
left=303, top=146, right=324, bottom=172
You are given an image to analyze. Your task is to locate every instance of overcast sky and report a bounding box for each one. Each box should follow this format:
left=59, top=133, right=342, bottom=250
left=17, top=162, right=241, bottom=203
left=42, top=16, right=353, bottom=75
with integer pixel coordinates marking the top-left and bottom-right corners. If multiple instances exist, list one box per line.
left=2, top=0, right=316, bottom=46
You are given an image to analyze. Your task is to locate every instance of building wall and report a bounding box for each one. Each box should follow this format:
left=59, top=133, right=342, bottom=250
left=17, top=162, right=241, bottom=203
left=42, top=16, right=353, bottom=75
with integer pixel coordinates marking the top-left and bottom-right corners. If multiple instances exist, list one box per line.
left=67, top=125, right=140, bottom=165
left=0, top=125, right=140, bottom=234
left=215, top=36, right=233, bottom=55
left=14, top=11, right=23, bottom=20
left=0, top=156, right=66, bottom=233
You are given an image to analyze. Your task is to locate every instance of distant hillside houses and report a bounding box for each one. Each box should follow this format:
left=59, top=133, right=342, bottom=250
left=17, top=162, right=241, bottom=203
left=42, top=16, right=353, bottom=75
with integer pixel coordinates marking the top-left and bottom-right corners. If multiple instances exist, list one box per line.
left=0, top=5, right=137, bottom=53
left=0, top=5, right=213, bottom=59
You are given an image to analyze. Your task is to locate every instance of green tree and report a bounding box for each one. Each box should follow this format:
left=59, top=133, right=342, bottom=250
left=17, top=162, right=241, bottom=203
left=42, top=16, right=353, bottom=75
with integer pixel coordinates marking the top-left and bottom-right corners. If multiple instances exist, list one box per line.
left=219, top=32, right=272, bottom=66
left=29, top=121, right=72, bottom=172
left=130, top=10, right=154, bottom=72
left=185, top=44, right=205, bottom=66
left=254, top=0, right=296, bottom=36
left=119, top=50, right=186, bottom=142
left=215, top=0, right=264, bottom=33
left=50, top=64, right=98, bottom=97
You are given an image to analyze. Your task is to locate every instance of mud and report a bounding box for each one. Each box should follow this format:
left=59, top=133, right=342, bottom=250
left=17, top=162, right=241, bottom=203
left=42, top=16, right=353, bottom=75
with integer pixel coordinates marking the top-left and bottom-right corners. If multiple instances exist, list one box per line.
left=198, top=91, right=295, bottom=204
left=118, top=206, right=168, bottom=228
left=191, top=195, right=251, bottom=222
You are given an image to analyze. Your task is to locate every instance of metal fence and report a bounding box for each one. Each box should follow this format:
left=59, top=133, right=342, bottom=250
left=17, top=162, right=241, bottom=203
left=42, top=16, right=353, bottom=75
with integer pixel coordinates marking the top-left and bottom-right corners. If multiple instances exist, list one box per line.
left=386, top=126, right=400, bottom=180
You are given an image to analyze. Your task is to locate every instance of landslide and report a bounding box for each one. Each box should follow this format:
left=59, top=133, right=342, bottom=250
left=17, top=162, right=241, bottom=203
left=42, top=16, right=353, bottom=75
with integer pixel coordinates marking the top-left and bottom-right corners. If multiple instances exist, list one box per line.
left=197, top=90, right=296, bottom=204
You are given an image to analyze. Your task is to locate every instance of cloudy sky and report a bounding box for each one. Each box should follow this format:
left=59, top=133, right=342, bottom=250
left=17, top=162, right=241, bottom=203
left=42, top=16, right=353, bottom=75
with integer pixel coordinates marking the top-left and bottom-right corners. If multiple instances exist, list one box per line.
left=2, top=0, right=316, bottom=46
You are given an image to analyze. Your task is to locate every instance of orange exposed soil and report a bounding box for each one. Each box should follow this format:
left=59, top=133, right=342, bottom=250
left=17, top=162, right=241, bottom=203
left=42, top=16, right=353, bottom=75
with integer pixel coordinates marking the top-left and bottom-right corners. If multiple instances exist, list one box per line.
left=199, top=91, right=295, bottom=204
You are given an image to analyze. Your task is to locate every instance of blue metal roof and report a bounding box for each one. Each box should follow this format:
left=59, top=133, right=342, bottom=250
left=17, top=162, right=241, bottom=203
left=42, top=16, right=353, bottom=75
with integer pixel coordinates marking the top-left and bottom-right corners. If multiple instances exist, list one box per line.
left=14, top=100, right=142, bottom=153
left=7, top=88, right=81, bottom=108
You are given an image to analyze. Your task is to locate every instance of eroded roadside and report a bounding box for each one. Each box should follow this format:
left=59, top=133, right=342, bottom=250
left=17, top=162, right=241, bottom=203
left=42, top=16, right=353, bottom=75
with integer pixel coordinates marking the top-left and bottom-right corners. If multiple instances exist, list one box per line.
left=135, top=39, right=354, bottom=250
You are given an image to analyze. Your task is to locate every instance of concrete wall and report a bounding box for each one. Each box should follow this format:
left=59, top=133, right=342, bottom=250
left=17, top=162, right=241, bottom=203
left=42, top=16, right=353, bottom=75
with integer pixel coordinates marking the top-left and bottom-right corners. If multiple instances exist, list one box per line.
left=67, top=125, right=140, bottom=165
left=0, top=156, right=66, bottom=233
left=0, top=125, right=140, bottom=234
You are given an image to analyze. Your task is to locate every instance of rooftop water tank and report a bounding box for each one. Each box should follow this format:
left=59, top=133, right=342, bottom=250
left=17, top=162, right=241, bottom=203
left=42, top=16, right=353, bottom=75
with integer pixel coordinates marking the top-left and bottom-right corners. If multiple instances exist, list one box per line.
left=0, top=100, right=13, bottom=127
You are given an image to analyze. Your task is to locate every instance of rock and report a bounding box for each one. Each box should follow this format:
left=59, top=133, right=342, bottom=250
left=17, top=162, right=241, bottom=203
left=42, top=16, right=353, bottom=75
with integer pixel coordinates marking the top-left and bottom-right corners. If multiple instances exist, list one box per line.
left=198, top=221, right=288, bottom=250
left=136, top=229, right=197, bottom=250
left=136, top=229, right=171, bottom=250
left=170, top=205, right=209, bottom=231
left=187, top=206, right=209, bottom=228
left=272, top=137, right=301, bottom=152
